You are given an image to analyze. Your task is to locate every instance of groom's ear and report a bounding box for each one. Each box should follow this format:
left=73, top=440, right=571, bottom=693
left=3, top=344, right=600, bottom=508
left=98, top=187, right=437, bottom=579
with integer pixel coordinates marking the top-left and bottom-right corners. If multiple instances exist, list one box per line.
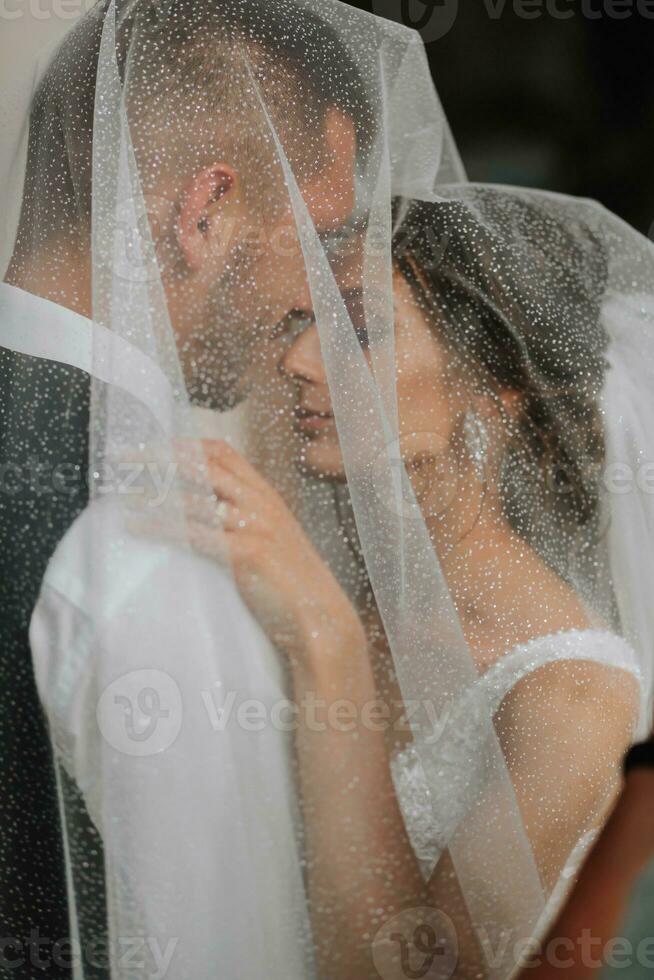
left=176, top=163, right=239, bottom=272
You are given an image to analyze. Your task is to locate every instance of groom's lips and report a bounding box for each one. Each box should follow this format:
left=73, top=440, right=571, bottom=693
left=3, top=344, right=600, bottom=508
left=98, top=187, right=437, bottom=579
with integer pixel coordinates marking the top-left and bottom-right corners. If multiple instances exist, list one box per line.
left=294, top=406, right=334, bottom=431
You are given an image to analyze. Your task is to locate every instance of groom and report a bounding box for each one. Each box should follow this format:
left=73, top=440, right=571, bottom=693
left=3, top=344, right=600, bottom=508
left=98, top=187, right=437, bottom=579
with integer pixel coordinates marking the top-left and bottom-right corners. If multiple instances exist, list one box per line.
left=0, top=1, right=369, bottom=975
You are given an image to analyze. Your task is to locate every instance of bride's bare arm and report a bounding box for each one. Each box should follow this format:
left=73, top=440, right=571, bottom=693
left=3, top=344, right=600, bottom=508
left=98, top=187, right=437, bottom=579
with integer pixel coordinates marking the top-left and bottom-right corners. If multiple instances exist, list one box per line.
left=495, top=660, right=638, bottom=891
left=521, top=764, right=654, bottom=979
left=290, top=627, right=431, bottom=979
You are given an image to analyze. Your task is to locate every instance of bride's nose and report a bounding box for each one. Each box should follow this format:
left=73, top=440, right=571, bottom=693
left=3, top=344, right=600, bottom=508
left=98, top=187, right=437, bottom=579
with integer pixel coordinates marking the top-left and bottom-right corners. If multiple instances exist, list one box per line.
left=279, top=323, right=327, bottom=385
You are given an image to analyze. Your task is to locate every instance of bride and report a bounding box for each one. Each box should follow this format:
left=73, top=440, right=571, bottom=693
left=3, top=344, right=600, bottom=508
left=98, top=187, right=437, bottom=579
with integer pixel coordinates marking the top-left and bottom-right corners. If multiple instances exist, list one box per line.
left=162, top=192, right=649, bottom=978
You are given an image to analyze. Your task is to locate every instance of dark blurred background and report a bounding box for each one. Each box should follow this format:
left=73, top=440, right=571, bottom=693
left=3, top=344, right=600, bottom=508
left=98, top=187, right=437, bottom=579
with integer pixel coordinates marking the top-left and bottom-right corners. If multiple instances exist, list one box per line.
left=345, top=4, right=654, bottom=976
left=348, top=1, right=654, bottom=237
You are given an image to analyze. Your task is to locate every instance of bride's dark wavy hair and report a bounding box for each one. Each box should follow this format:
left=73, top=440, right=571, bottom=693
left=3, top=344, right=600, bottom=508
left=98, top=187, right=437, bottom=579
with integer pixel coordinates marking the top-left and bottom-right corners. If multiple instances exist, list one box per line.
left=392, top=192, right=610, bottom=553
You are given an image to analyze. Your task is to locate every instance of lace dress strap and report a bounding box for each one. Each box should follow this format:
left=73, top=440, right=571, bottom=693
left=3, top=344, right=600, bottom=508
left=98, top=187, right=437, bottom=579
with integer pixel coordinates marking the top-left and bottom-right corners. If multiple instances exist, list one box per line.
left=391, top=629, right=642, bottom=881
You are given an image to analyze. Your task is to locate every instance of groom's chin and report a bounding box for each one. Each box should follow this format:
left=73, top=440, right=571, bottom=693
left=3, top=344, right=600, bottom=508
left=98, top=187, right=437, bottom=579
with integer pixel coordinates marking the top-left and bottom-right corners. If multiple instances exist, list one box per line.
left=178, top=330, right=255, bottom=413
left=185, top=369, right=253, bottom=413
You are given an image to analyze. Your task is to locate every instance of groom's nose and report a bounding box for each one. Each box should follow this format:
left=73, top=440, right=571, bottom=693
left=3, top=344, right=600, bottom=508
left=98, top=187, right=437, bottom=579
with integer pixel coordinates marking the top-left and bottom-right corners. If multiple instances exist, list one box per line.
left=279, top=323, right=326, bottom=386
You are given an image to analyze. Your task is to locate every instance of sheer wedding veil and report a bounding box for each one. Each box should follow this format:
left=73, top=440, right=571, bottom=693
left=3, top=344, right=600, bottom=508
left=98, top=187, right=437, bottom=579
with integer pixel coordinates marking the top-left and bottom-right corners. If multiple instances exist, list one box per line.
left=1, top=1, right=653, bottom=978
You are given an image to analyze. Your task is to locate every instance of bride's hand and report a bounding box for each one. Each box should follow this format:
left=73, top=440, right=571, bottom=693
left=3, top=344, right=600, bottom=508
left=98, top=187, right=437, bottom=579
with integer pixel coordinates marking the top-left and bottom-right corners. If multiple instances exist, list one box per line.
left=143, top=439, right=365, bottom=671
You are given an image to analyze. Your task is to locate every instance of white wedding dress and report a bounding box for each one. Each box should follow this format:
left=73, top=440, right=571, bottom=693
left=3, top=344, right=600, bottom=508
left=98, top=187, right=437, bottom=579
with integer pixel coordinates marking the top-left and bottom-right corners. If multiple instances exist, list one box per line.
left=391, top=628, right=642, bottom=934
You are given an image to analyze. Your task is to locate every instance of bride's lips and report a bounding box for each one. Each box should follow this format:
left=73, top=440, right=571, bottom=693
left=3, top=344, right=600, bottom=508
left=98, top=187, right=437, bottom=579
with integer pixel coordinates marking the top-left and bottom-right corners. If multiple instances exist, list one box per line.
left=294, top=406, right=334, bottom=431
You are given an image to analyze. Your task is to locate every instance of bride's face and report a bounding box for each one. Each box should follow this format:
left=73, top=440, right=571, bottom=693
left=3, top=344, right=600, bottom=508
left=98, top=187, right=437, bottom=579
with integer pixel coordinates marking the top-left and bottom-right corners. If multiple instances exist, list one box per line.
left=278, top=266, right=466, bottom=483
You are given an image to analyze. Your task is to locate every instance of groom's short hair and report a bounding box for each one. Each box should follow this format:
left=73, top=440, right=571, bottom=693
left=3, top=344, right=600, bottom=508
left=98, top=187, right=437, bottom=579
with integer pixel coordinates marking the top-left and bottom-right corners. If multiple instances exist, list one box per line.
left=15, top=0, right=370, bottom=255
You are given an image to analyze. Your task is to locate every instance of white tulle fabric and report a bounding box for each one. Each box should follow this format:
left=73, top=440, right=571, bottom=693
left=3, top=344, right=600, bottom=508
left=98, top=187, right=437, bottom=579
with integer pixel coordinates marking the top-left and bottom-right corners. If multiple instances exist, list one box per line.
left=602, top=293, right=654, bottom=737
left=2, top=2, right=654, bottom=978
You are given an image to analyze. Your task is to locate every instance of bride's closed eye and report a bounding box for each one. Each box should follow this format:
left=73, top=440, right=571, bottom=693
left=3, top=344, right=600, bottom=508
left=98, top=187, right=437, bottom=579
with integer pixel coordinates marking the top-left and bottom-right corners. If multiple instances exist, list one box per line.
left=269, top=309, right=316, bottom=341
left=270, top=290, right=370, bottom=350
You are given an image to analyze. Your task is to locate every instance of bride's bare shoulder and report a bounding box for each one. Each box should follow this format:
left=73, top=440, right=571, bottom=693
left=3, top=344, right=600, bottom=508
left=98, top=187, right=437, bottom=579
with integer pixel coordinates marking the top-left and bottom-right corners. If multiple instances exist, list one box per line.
left=467, top=544, right=596, bottom=672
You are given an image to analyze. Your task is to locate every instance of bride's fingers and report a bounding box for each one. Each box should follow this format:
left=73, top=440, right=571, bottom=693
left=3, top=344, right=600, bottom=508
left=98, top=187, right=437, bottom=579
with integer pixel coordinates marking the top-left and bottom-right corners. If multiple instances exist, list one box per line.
left=115, top=441, right=248, bottom=498
left=199, top=438, right=273, bottom=494
left=184, top=518, right=230, bottom=562
left=116, top=441, right=276, bottom=524
left=119, top=478, right=261, bottom=539
left=174, top=454, right=260, bottom=509
left=115, top=439, right=258, bottom=489
left=203, top=461, right=258, bottom=508
left=122, top=439, right=275, bottom=509
left=161, top=516, right=257, bottom=571
left=182, top=492, right=249, bottom=533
